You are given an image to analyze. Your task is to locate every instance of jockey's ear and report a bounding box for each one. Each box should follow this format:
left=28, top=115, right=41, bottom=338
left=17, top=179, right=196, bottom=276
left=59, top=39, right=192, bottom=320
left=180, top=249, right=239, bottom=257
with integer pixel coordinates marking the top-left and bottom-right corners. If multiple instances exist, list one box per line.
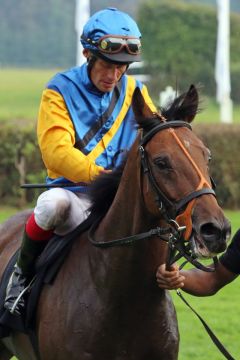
left=83, top=48, right=91, bottom=60
left=132, top=87, right=153, bottom=122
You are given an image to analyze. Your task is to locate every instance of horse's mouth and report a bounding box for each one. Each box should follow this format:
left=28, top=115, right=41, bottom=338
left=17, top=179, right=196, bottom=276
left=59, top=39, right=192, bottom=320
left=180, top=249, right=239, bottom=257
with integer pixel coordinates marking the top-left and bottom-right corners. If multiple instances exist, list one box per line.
left=190, top=233, right=215, bottom=259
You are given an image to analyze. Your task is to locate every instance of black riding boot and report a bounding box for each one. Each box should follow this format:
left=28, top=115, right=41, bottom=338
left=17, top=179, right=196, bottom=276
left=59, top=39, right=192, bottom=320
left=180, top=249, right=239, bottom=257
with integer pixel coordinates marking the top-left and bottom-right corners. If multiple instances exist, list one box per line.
left=4, top=230, right=46, bottom=315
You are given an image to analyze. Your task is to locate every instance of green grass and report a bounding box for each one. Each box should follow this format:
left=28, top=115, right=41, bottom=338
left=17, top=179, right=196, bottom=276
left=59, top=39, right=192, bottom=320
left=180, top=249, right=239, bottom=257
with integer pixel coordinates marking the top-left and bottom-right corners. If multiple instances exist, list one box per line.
left=1, top=209, right=240, bottom=359
left=0, top=68, right=60, bottom=121
left=0, top=206, right=23, bottom=223
left=0, top=68, right=240, bottom=123
left=195, top=97, right=240, bottom=124
left=225, top=210, right=239, bottom=233
left=173, top=279, right=240, bottom=360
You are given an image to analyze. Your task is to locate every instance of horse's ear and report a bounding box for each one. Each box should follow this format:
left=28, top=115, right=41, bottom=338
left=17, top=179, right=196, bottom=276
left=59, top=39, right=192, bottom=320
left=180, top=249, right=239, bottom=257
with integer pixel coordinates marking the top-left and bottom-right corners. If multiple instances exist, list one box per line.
left=132, top=87, right=154, bottom=124
left=181, top=84, right=199, bottom=123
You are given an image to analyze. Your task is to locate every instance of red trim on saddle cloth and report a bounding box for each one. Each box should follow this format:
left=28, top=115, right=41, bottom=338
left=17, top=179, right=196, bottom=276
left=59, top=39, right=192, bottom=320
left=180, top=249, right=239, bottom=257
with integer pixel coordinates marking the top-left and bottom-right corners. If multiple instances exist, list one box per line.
left=26, top=213, right=54, bottom=241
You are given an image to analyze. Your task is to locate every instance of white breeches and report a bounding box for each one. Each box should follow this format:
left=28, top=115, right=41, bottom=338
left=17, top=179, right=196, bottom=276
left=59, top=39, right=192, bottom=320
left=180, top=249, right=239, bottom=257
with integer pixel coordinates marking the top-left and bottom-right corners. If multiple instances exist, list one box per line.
left=34, top=188, right=91, bottom=236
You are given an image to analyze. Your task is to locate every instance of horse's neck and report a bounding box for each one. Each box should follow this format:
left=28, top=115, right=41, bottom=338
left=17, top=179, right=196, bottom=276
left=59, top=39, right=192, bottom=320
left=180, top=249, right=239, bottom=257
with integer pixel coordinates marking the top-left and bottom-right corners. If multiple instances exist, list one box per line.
left=97, top=152, right=153, bottom=238
left=90, top=150, right=167, bottom=284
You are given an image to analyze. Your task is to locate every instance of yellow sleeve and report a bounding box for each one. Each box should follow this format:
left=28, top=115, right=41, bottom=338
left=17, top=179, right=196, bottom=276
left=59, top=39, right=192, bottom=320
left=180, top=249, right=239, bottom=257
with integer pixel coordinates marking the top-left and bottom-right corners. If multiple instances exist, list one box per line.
left=37, top=89, right=104, bottom=183
left=141, top=84, right=158, bottom=113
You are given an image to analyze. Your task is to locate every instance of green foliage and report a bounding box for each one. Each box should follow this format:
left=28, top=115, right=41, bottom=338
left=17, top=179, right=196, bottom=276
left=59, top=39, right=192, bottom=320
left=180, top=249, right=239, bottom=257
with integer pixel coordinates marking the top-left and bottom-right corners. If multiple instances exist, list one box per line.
left=0, top=0, right=141, bottom=68
left=0, top=0, right=75, bottom=68
left=0, top=121, right=45, bottom=206
left=194, top=123, right=240, bottom=209
left=138, top=0, right=240, bottom=102
left=1, top=0, right=240, bottom=102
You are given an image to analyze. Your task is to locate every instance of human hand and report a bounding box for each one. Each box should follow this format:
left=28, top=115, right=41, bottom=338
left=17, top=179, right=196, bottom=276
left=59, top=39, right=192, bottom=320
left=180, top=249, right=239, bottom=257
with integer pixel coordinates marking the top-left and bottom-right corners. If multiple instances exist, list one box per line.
left=156, top=263, right=185, bottom=290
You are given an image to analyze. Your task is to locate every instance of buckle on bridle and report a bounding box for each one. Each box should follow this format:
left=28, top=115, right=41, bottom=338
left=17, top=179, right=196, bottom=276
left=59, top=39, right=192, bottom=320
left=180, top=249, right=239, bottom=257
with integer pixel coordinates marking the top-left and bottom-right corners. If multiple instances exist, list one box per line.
left=169, top=219, right=186, bottom=234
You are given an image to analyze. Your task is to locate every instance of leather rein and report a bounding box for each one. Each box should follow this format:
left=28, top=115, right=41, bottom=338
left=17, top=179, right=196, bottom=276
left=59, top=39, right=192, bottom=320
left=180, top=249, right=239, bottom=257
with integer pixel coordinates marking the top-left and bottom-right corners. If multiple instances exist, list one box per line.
left=88, top=120, right=216, bottom=272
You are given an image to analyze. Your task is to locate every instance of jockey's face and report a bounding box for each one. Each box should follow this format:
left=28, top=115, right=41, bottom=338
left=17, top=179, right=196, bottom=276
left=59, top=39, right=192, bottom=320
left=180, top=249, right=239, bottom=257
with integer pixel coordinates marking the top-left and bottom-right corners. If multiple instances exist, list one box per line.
left=83, top=49, right=127, bottom=92
left=91, top=58, right=127, bottom=92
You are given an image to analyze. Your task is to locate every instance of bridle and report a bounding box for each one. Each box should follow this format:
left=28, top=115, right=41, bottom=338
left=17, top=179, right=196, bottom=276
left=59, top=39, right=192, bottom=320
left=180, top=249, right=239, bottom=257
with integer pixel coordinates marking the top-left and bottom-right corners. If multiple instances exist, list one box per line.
left=139, top=120, right=215, bottom=224
left=88, top=119, right=217, bottom=272
left=138, top=119, right=217, bottom=271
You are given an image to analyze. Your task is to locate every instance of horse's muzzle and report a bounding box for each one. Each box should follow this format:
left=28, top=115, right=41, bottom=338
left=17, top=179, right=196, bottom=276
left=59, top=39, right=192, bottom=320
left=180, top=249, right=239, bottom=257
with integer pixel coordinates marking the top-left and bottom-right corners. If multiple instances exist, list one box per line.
left=191, top=219, right=231, bottom=258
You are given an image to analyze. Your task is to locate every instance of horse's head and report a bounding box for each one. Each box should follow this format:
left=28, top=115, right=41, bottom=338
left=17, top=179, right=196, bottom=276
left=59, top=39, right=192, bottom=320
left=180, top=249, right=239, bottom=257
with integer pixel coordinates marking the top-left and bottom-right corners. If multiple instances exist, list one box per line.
left=132, top=85, right=231, bottom=260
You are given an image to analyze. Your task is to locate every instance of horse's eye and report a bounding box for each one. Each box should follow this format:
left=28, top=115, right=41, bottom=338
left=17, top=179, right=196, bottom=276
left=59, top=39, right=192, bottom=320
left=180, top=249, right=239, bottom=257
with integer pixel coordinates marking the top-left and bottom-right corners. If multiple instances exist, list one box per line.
left=153, top=156, right=171, bottom=170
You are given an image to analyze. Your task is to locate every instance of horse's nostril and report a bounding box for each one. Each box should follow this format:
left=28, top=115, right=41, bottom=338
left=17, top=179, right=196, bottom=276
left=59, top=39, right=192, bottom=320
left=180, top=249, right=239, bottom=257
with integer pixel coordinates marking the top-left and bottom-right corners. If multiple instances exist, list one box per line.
left=200, top=222, right=228, bottom=253
left=200, top=223, right=221, bottom=240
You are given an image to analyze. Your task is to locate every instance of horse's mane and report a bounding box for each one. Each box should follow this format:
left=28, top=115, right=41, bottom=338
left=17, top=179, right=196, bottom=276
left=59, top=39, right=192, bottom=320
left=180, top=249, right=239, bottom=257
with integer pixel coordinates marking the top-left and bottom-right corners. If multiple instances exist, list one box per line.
left=88, top=87, right=199, bottom=218
left=88, top=165, right=124, bottom=218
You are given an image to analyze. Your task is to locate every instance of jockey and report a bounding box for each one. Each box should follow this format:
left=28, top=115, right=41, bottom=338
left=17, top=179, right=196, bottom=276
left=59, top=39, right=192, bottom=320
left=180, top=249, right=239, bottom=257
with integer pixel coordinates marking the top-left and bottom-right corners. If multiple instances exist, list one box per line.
left=4, top=7, right=157, bottom=315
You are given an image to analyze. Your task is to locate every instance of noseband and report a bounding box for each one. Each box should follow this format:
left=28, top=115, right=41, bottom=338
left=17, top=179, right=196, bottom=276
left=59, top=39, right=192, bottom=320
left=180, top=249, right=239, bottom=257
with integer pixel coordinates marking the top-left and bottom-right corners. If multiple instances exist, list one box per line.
left=89, top=120, right=217, bottom=272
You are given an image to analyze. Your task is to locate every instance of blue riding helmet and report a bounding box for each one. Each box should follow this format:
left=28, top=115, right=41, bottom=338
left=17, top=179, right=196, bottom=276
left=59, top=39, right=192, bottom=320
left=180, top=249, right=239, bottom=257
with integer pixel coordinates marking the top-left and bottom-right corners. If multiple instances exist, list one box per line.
left=81, top=7, right=142, bottom=64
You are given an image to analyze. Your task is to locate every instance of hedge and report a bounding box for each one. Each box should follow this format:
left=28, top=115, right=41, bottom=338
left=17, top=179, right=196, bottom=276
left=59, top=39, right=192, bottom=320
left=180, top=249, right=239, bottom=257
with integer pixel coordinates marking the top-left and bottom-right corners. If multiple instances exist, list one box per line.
left=0, top=120, right=45, bottom=206
left=194, top=123, right=240, bottom=209
left=0, top=122, right=239, bottom=209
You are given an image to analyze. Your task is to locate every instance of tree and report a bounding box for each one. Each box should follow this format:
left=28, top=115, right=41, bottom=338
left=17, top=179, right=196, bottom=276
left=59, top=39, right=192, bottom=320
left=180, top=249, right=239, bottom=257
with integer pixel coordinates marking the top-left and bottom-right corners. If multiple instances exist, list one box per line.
left=137, top=0, right=240, bottom=102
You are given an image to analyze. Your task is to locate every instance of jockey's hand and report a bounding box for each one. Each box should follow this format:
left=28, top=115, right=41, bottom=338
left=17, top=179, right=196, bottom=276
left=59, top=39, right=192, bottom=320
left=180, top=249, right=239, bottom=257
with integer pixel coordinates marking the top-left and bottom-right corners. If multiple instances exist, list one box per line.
left=156, top=263, right=185, bottom=290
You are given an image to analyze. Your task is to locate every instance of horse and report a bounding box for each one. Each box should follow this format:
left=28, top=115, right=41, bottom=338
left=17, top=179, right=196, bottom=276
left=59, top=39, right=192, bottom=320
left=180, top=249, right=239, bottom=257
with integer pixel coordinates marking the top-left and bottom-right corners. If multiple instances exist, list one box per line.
left=0, top=85, right=230, bottom=360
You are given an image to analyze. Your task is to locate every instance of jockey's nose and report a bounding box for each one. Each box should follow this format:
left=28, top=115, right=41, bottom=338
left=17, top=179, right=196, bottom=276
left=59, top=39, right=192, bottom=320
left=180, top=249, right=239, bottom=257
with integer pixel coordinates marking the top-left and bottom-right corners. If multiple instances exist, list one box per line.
left=106, top=66, right=121, bottom=82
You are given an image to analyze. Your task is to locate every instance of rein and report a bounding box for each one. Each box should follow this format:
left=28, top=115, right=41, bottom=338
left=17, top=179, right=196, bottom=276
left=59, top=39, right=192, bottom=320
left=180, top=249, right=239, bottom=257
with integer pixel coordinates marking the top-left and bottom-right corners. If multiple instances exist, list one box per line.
left=88, top=220, right=171, bottom=247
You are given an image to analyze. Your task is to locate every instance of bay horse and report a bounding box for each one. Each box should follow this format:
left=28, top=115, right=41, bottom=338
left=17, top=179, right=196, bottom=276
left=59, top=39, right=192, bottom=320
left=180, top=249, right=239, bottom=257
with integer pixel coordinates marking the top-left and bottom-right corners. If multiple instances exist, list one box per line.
left=0, top=85, right=230, bottom=360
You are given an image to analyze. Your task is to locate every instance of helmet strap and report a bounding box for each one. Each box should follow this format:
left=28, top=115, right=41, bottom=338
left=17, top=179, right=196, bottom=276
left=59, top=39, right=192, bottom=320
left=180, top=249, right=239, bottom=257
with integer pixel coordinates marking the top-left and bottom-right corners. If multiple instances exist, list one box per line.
left=87, top=55, right=97, bottom=77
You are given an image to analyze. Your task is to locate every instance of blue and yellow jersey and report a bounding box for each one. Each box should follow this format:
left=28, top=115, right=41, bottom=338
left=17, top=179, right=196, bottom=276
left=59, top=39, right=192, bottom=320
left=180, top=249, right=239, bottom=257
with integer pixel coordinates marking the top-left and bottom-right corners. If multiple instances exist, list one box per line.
left=37, top=64, right=156, bottom=191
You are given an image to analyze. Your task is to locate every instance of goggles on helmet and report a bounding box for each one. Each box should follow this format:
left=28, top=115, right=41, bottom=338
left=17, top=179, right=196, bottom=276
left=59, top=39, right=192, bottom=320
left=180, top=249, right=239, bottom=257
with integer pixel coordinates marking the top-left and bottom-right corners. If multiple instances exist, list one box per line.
left=83, top=35, right=141, bottom=55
